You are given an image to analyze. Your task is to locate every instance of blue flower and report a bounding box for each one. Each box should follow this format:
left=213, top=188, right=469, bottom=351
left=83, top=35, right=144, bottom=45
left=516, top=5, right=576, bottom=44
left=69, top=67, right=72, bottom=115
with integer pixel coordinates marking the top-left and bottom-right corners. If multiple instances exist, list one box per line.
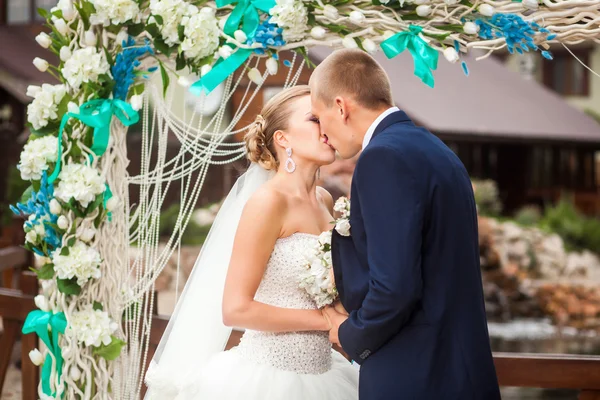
left=475, top=13, right=554, bottom=59
left=111, top=36, right=154, bottom=101
left=246, top=18, right=286, bottom=55
left=11, top=172, right=62, bottom=253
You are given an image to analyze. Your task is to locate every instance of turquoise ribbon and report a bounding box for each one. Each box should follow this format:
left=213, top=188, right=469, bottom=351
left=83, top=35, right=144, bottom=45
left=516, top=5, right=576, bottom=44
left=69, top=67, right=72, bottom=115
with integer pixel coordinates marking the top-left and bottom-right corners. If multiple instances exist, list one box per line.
left=216, top=0, right=275, bottom=37
left=380, top=25, right=439, bottom=88
left=190, top=48, right=254, bottom=95
left=48, top=99, right=140, bottom=184
left=22, top=310, right=67, bottom=397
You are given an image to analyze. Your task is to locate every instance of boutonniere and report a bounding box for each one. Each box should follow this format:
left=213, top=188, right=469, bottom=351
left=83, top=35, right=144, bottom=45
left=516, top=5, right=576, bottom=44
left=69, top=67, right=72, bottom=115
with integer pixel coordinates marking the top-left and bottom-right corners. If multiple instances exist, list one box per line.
left=333, top=196, right=351, bottom=236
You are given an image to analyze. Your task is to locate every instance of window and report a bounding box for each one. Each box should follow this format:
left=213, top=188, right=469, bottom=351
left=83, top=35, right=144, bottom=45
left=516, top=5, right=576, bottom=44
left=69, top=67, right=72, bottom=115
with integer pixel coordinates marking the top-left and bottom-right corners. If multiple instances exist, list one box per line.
left=6, top=0, right=53, bottom=25
left=543, top=49, right=591, bottom=96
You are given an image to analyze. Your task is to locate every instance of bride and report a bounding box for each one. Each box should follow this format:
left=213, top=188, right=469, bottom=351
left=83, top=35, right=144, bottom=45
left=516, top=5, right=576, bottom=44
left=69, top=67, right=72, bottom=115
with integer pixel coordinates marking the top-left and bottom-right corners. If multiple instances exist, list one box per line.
left=144, top=85, right=359, bottom=399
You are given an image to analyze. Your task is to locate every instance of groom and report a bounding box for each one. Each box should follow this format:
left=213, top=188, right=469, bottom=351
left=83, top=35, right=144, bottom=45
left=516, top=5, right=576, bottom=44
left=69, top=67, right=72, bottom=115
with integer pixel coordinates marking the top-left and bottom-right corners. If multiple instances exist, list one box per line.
left=309, top=49, right=501, bottom=400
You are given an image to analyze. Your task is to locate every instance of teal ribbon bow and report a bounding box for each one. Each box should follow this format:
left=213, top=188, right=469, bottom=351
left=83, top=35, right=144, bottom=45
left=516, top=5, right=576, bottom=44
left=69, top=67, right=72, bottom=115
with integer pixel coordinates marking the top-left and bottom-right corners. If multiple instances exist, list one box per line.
left=190, top=49, right=254, bottom=95
left=216, top=0, right=275, bottom=37
left=380, top=25, right=439, bottom=88
left=48, top=98, right=140, bottom=184
left=22, top=310, right=67, bottom=397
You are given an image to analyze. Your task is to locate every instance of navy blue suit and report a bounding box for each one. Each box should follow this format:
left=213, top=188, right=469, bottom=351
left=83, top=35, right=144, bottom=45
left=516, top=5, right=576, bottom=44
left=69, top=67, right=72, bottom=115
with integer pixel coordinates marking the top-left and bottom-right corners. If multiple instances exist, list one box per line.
left=332, top=111, right=500, bottom=400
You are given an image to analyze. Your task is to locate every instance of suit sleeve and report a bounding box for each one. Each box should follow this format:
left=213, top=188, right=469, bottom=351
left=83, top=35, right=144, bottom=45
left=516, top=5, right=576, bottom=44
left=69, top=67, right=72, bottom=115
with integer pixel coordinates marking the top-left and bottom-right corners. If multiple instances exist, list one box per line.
left=338, top=145, right=424, bottom=364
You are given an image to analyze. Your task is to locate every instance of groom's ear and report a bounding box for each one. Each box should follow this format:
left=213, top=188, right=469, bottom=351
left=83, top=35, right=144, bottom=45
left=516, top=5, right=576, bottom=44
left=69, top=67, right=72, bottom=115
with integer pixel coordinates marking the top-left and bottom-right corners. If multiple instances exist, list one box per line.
left=335, top=97, right=349, bottom=123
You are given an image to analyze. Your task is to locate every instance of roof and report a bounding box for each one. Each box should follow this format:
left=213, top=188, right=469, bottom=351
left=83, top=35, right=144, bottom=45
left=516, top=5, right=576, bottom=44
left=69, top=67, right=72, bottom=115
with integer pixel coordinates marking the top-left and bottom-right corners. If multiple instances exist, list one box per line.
left=309, top=47, right=600, bottom=145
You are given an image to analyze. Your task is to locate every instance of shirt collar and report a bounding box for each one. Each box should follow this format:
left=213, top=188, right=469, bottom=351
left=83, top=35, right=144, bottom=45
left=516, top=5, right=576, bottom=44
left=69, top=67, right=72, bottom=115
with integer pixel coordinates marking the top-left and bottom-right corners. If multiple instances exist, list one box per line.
left=362, top=107, right=400, bottom=150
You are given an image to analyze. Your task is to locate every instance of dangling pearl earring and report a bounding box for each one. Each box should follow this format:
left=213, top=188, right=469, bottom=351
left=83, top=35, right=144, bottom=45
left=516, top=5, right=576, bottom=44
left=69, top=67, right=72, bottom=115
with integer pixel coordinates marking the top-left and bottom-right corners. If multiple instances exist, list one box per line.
left=285, top=148, right=296, bottom=173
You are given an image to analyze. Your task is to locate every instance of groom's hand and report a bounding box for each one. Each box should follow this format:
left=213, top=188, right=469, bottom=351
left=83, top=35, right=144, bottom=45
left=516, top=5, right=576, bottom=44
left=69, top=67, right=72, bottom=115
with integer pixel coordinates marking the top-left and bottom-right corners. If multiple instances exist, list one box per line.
left=324, top=306, right=348, bottom=345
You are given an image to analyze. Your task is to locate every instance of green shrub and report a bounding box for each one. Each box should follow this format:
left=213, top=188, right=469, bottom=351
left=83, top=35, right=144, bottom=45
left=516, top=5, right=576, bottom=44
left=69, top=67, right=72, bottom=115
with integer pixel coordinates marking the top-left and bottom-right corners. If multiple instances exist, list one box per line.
left=472, top=179, right=502, bottom=217
left=514, top=205, right=542, bottom=227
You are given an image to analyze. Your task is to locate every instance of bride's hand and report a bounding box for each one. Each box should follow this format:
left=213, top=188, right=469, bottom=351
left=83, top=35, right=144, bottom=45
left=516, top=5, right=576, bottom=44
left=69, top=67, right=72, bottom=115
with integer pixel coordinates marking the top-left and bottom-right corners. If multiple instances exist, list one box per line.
left=333, top=300, right=348, bottom=316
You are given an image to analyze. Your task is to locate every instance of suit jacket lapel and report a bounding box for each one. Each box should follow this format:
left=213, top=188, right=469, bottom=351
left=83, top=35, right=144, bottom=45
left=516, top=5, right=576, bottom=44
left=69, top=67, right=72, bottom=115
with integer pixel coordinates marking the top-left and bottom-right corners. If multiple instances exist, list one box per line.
left=372, top=110, right=413, bottom=141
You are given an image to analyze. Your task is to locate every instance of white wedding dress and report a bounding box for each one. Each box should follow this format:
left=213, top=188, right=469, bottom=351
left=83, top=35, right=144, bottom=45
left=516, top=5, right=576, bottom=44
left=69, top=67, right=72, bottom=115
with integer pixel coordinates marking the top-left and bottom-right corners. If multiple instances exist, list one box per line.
left=146, top=232, right=359, bottom=399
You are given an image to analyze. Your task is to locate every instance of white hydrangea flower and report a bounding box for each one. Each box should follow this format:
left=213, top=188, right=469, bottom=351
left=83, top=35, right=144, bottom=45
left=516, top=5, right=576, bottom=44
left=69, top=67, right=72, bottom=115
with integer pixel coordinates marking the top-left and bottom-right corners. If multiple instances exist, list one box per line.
left=62, top=47, right=111, bottom=90
left=27, top=84, right=67, bottom=131
left=54, top=163, right=106, bottom=207
left=53, top=241, right=102, bottom=286
left=180, top=7, right=220, bottom=60
left=269, top=0, right=308, bottom=43
left=150, top=0, right=192, bottom=46
left=89, top=0, right=139, bottom=26
left=17, top=136, right=59, bottom=181
left=67, top=305, right=118, bottom=347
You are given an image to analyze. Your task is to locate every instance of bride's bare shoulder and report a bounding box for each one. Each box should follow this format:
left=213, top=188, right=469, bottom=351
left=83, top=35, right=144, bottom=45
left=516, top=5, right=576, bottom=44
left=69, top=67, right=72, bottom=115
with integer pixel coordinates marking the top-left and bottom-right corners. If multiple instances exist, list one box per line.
left=243, top=183, right=289, bottom=216
left=316, top=186, right=334, bottom=214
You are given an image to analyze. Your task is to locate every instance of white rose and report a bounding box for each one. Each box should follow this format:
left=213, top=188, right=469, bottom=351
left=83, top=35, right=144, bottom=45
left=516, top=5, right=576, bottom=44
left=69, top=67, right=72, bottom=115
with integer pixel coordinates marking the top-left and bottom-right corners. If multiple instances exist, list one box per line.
left=26, top=85, right=41, bottom=98
left=335, top=219, right=351, bottom=236
left=90, top=0, right=139, bottom=26
left=34, top=294, right=50, bottom=311
left=266, top=58, right=278, bottom=75
left=310, top=26, right=326, bottom=39
left=57, top=215, right=69, bottom=230
left=247, top=67, right=263, bottom=85
left=522, top=0, right=538, bottom=9
left=62, top=47, right=110, bottom=89
left=363, top=38, right=378, bottom=54
left=443, top=47, right=460, bottom=63
left=84, top=30, right=97, bottom=46
left=50, top=199, right=62, bottom=215
left=323, top=5, right=339, bottom=20
left=269, top=0, right=308, bottom=42
left=478, top=4, right=495, bottom=16
left=349, top=10, right=365, bottom=25
left=180, top=7, right=220, bottom=60
left=26, top=84, right=67, bottom=131
left=130, top=94, right=143, bottom=111
left=53, top=18, right=69, bottom=35
left=318, top=231, right=332, bottom=246
left=234, top=30, right=247, bottom=43
left=36, top=33, right=52, bottom=49
left=29, top=349, right=45, bottom=366
left=53, top=241, right=102, bottom=286
left=416, top=5, right=432, bottom=16
left=59, top=46, right=72, bottom=62
left=463, top=22, right=479, bottom=35
left=342, top=36, right=358, bottom=49
left=79, top=228, right=96, bottom=243
left=33, top=57, right=49, bottom=72
left=54, top=163, right=106, bottom=207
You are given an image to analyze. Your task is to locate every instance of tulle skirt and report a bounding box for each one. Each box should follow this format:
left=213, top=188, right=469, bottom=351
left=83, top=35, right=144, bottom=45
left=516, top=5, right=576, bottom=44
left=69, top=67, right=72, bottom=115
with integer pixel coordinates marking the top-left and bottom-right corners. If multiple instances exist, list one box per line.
left=146, top=347, right=359, bottom=400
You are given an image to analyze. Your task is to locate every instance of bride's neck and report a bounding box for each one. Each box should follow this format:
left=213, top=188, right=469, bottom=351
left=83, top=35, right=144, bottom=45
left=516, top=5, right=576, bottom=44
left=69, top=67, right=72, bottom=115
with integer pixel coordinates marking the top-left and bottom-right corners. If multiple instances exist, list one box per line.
left=274, top=163, right=319, bottom=197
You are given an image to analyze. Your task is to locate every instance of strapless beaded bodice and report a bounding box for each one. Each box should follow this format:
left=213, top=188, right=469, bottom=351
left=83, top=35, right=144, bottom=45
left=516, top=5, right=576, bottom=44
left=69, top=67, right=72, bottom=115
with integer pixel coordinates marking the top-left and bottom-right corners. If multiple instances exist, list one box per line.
left=236, top=233, right=333, bottom=374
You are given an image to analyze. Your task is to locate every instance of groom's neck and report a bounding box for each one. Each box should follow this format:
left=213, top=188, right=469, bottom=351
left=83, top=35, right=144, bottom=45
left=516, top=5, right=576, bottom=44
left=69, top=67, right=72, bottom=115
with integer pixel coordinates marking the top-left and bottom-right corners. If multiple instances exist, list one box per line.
left=354, top=105, right=394, bottom=140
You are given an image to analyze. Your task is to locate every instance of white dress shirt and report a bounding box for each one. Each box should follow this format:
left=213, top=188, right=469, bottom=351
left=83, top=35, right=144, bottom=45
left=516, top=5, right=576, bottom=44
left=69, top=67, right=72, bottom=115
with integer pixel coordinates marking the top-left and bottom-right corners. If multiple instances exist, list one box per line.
left=362, top=107, right=400, bottom=150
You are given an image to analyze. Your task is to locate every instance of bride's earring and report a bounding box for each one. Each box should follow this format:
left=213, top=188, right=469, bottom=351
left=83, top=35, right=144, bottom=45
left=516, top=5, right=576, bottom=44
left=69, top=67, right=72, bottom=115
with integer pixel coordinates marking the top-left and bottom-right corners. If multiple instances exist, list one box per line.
left=285, top=148, right=296, bottom=173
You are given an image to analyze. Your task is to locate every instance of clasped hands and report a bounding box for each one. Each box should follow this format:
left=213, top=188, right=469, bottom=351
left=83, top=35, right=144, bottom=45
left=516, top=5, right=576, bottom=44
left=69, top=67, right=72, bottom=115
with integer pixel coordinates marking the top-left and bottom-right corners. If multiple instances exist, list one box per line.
left=322, top=301, right=349, bottom=346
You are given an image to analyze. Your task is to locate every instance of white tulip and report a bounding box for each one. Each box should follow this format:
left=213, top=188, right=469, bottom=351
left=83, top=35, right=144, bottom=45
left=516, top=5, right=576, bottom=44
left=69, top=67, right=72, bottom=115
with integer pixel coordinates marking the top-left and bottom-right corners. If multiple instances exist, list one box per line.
left=59, top=46, right=72, bottom=62
left=67, top=102, right=80, bottom=114
left=463, top=21, right=479, bottom=35
left=106, top=196, right=120, bottom=212
left=26, top=85, right=42, bottom=98
left=116, top=30, right=129, bottom=46
left=234, top=30, right=247, bottom=43
left=342, top=36, right=358, bottom=49
left=218, top=17, right=227, bottom=30
left=84, top=30, right=97, bottom=46
left=177, top=75, right=192, bottom=87
left=61, top=1, right=76, bottom=21
left=443, top=47, right=460, bottom=63
left=383, top=30, right=395, bottom=40
left=363, top=38, right=378, bottom=54
left=310, top=26, right=326, bottom=39
left=200, top=64, right=212, bottom=77
left=79, top=228, right=96, bottom=243
left=53, top=18, right=69, bottom=35
left=29, top=349, right=45, bottom=366
left=33, top=58, right=49, bottom=72
left=478, top=4, right=495, bottom=16
left=49, top=199, right=62, bottom=215
left=522, top=0, right=538, bottom=9
left=36, top=33, right=52, bottom=49
left=323, top=5, right=339, bottom=20
left=218, top=46, right=233, bottom=59
left=349, top=10, right=365, bottom=25
left=34, top=294, right=50, bottom=312
left=25, top=230, right=37, bottom=244
left=335, top=219, right=351, bottom=236
left=247, top=67, right=263, bottom=85
left=416, top=5, right=432, bottom=16
left=130, top=94, right=143, bottom=111
left=444, top=0, right=460, bottom=4
left=70, top=366, right=82, bottom=381
left=41, top=279, right=55, bottom=294
left=57, top=215, right=69, bottom=230
left=266, top=58, right=278, bottom=75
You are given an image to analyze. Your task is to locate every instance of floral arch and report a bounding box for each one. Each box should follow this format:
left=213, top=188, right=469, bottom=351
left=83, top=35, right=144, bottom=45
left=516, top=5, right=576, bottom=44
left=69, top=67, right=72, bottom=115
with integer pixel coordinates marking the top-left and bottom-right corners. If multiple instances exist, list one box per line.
left=11, top=0, right=600, bottom=398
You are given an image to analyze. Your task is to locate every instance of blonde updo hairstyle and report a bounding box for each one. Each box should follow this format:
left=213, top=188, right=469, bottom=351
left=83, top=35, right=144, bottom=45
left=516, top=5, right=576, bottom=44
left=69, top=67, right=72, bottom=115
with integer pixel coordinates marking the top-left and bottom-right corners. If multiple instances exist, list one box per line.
left=245, top=85, right=311, bottom=170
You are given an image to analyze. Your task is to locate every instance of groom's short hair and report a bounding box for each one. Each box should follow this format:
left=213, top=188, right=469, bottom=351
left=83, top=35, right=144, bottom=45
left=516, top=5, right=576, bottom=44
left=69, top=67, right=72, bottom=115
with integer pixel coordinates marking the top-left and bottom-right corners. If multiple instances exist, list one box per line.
left=311, top=49, right=394, bottom=110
